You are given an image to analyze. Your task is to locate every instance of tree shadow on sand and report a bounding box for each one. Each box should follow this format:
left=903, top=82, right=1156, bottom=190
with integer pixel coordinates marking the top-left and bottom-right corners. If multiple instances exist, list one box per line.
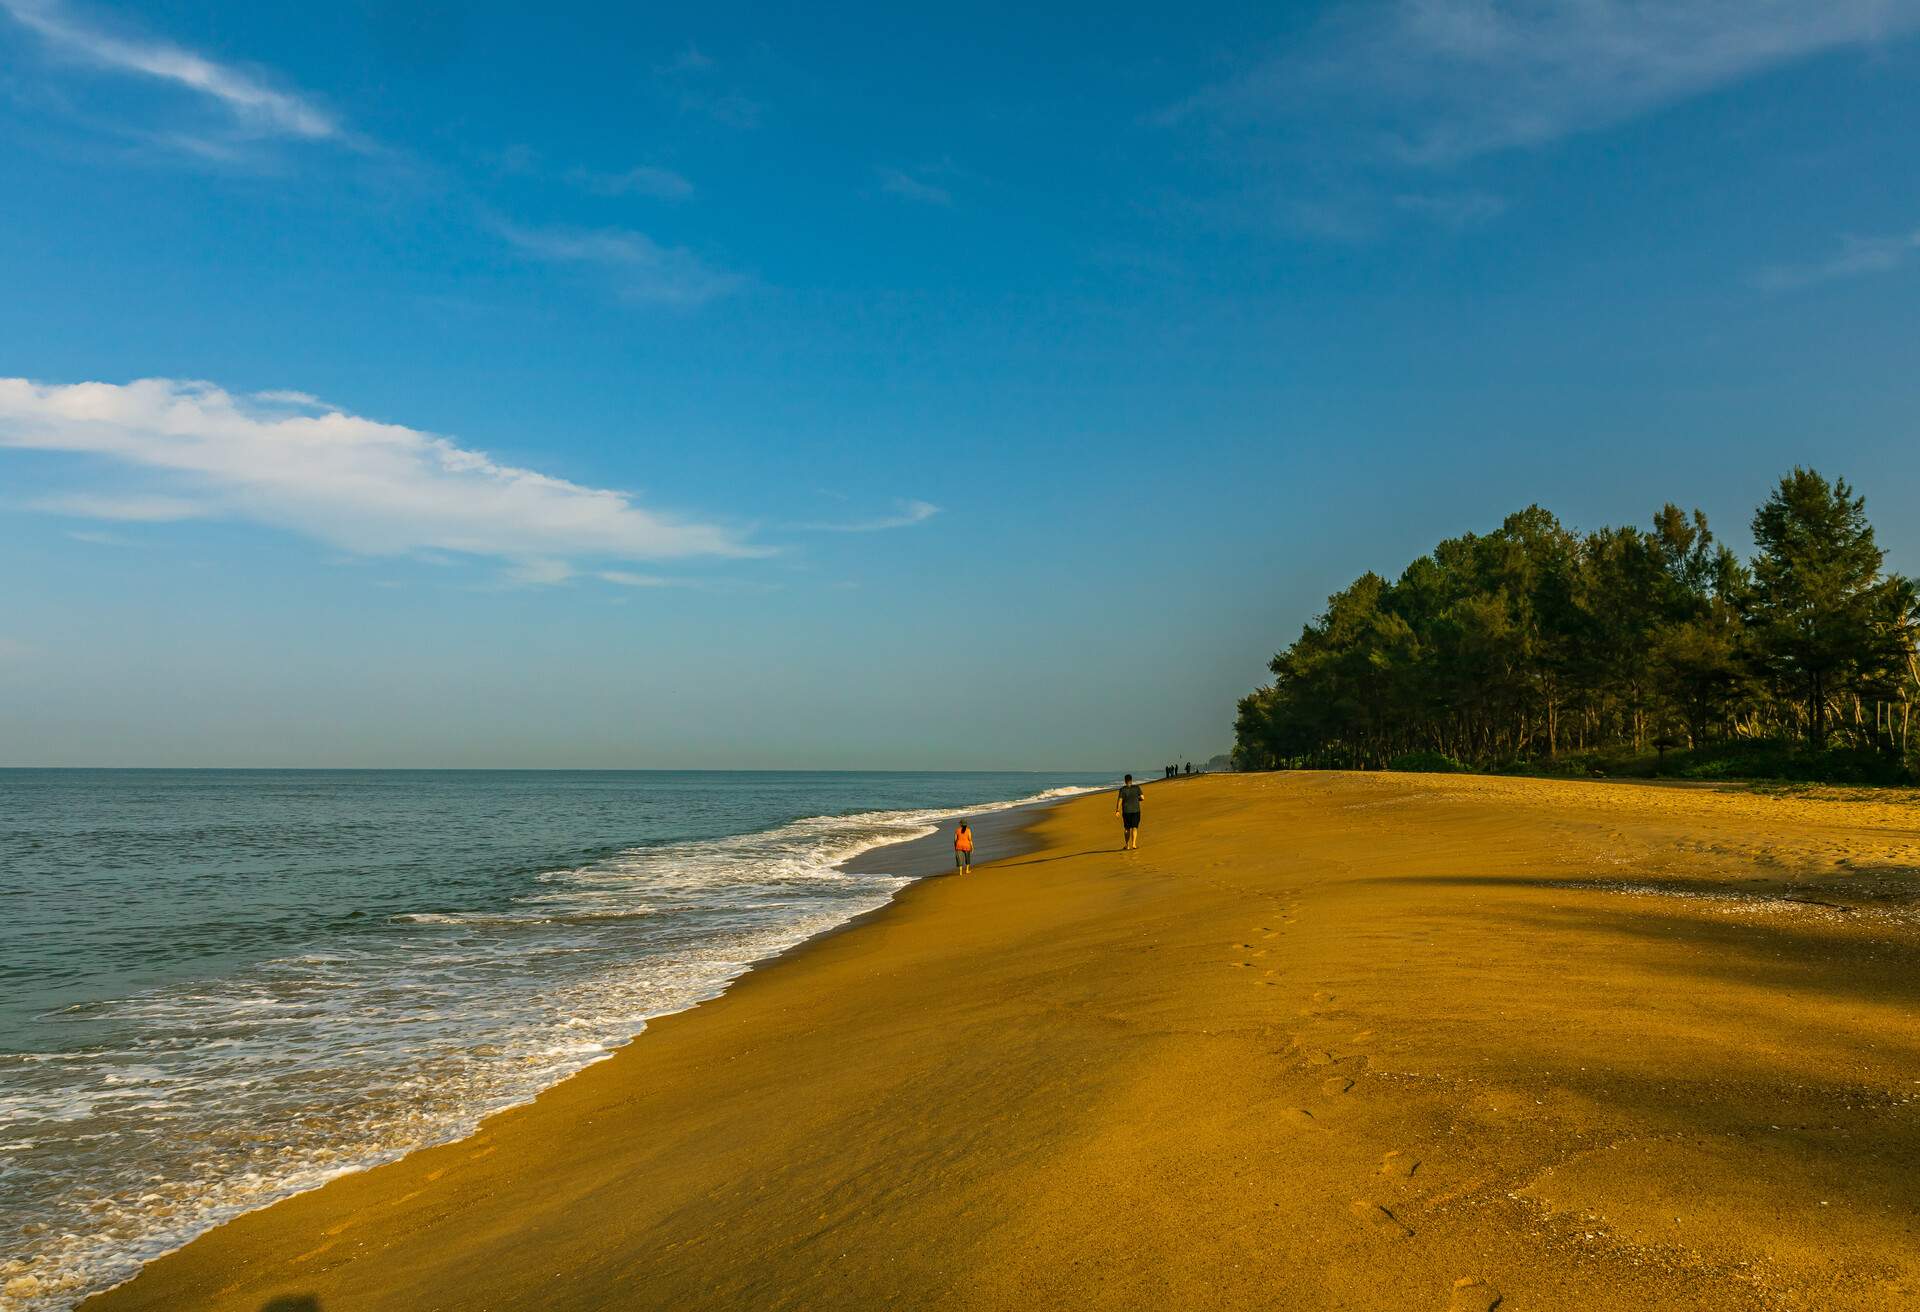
left=260, top=1298, right=320, bottom=1312
left=1321, top=868, right=1920, bottom=1276
left=1360, top=869, right=1920, bottom=1012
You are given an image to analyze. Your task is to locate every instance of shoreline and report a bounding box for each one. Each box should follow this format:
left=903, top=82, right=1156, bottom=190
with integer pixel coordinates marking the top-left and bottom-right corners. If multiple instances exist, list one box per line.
left=82, top=771, right=1920, bottom=1310
left=47, top=779, right=1099, bottom=1311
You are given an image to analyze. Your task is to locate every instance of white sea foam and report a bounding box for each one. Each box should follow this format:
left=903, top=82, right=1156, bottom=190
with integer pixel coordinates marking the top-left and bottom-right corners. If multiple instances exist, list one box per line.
left=0, top=778, right=1104, bottom=1312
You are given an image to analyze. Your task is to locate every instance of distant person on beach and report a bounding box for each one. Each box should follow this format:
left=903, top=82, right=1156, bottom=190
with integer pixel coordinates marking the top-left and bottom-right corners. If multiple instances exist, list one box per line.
left=953, top=821, right=974, bottom=874
left=1116, top=775, right=1143, bottom=850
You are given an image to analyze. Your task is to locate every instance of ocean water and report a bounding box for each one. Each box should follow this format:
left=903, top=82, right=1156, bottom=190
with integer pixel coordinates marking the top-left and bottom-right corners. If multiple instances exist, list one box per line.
left=0, top=769, right=1109, bottom=1309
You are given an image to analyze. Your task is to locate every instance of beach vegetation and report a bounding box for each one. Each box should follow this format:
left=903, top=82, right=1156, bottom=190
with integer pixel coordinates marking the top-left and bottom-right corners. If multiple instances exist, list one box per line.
left=1234, top=469, right=1919, bottom=783
left=1386, top=751, right=1470, bottom=774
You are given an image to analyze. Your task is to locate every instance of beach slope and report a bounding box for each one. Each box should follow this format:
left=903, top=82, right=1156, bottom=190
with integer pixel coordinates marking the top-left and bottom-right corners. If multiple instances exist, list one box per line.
left=85, top=773, right=1920, bottom=1311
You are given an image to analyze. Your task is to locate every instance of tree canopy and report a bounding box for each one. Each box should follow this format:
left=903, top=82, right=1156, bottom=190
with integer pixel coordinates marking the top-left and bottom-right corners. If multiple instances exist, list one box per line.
left=1234, top=470, right=1918, bottom=776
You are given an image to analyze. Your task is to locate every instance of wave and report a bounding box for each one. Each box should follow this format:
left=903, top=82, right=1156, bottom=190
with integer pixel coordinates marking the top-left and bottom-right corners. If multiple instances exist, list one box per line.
left=0, top=775, right=1108, bottom=1312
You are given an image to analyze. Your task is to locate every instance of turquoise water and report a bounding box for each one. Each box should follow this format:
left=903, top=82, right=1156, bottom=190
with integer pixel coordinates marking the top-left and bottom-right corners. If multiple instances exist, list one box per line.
left=0, top=769, right=1109, bottom=1309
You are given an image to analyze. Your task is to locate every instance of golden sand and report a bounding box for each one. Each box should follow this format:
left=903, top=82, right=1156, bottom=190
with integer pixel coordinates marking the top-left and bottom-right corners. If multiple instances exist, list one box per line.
left=85, top=773, right=1920, bottom=1311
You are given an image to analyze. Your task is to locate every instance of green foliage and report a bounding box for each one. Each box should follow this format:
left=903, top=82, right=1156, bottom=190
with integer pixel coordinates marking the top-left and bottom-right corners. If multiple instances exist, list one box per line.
left=1655, top=740, right=1913, bottom=785
left=1747, top=470, right=1917, bottom=746
left=1234, top=471, right=1920, bottom=785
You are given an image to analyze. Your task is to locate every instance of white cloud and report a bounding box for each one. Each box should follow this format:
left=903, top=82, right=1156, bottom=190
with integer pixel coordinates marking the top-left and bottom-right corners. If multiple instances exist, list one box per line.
left=1, top=0, right=339, bottom=141
left=0, top=636, right=31, bottom=661
left=878, top=167, right=953, bottom=207
left=0, top=378, right=757, bottom=570
left=571, top=165, right=696, bottom=201
left=501, top=225, right=746, bottom=307
left=1176, top=0, right=1920, bottom=164
left=1754, top=229, right=1920, bottom=290
left=802, top=499, right=940, bottom=533
left=597, top=569, right=674, bottom=587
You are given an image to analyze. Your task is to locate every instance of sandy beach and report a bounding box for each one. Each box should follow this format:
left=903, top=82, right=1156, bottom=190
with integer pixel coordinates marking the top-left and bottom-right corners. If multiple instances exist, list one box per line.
left=81, top=772, right=1920, bottom=1312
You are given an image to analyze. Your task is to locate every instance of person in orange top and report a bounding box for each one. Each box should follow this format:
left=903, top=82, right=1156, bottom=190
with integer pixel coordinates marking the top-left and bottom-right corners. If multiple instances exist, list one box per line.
left=953, top=820, right=975, bottom=874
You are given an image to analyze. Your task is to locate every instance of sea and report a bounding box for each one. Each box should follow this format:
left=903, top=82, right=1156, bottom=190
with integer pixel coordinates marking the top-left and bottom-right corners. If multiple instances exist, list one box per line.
left=0, top=768, right=1111, bottom=1309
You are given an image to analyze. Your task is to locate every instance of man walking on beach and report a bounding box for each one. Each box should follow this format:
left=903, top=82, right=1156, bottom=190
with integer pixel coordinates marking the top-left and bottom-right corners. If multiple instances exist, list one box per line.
left=953, top=820, right=974, bottom=874
left=1116, top=775, right=1143, bottom=850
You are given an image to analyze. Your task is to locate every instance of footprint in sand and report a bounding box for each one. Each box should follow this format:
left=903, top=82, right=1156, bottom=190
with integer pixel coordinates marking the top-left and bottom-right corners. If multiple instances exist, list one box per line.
left=1379, top=1151, right=1418, bottom=1179
left=1322, top=1077, right=1354, bottom=1095
left=1448, top=1276, right=1502, bottom=1311
left=1277, top=1107, right=1318, bottom=1130
left=1311, top=991, right=1336, bottom=1003
left=1304, top=1049, right=1339, bottom=1067
left=1348, top=1199, right=1412, bottom=1239
left=1349, top=1029, right=1374, bottom=1043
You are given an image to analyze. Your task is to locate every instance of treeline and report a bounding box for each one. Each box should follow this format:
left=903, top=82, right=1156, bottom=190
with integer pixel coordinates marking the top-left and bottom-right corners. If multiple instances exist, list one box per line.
left=1234, top=470, right=1919, bottom=779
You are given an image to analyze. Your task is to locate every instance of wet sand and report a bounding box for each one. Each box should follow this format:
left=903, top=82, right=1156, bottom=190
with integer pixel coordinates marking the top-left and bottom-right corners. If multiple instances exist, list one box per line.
left=83, top=772, right=1920, bottom=1311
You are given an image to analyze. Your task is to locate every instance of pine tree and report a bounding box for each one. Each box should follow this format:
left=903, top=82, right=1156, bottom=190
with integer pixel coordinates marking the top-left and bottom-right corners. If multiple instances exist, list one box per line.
left=1748, top=470, right=1911, bottom=746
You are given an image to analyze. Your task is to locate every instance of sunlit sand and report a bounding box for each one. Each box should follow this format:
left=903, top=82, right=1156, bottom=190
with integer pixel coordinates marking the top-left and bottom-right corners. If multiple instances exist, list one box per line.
left=85, top=773, right=1920, bottom=1311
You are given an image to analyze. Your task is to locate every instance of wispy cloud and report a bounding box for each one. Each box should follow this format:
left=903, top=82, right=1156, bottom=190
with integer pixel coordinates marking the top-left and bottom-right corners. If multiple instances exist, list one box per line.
left=1754, top=228, right=1920, bottom=290
left=568, top=164, right=696, bottom=201
left=502, top=558, right=574, bottom=587
left=597, top=569, right=675, bottom=587
left=0, top=378, right=758, bottom=573
left=0, top=636, right=31, bottom=662
left=1, top=0, right=340, bottom=142
left=653, top=41, right=761, bottom=128
left=1173, top=1, right=1920, bottom=165
left=497, top=564, right=683, bottom=590
left=877, top=166, right=953, bottom=207
left=34, top=491, right=204, bottom=520
left=801, top=499, right=940, bottom=533
left=657, top=43, right=714, bottom=75
left=253, top=388, right=332, bottom=408
left=1394, top=191, right=1507, bottom=229
left=501, top=224, right=746, bottom=307
left=678, top=86, right=760, bottom=129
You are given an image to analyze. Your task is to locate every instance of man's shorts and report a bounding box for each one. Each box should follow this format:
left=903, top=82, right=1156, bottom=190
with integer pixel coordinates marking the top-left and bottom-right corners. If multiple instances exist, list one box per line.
left=1122, top=811, right=1141, bottom=830
left=955, top=850, right=971, bottom=867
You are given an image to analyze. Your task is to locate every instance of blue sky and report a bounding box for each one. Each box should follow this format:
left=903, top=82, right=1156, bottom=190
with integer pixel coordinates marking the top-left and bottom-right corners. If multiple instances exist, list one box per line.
left=3, top=0, right=1919, bottom=768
